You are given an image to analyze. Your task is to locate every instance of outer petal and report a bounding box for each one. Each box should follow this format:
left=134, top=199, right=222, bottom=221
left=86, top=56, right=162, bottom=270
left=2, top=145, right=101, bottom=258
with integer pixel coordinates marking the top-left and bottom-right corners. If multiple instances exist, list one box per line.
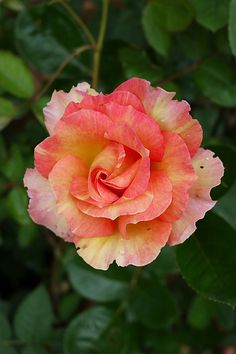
left=64, top=90, right=145, bottom=115
left=119, top=170, right=172, bottom=237
left=115, top=78, right=202, bottom=156
left=76, top=220, right=172, bottom=270
left=48, top=156, right=115, bottom=239
left=44, top=83, right=97, bottom=135
left=104, top=102, right=164, bottom=161
left=168, top=148, right=224, bottom=245
left=155, top=131, right=197, bottom=222
left=23, top=168, right=72, bottom=241
left=35, top=109, right=113, bottom=178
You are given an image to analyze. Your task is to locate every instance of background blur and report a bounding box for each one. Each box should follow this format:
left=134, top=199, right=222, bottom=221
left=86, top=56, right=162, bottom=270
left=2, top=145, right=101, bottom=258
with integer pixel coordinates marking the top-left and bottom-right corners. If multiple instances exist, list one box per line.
left=0, top=0, right=236, bottom=353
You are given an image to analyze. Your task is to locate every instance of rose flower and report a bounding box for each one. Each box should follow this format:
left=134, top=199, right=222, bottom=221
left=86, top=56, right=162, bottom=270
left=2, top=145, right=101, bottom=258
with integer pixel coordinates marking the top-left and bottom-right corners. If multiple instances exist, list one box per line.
left=24, top=78, right=224, bottom=270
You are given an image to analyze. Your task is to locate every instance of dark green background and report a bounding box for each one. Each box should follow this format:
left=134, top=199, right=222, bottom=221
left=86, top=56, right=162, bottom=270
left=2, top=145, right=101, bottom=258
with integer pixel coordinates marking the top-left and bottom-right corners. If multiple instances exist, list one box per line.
left=0, top=0, right=236, bottom=353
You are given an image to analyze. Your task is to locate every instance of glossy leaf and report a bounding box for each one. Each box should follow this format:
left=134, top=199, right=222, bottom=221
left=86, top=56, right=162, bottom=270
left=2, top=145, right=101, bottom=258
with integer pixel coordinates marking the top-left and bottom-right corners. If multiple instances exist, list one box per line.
left=67, top=263, right=129, bottom=302
left=190, top=0, right=230, bottom=32
left=0, top=51, right=34, bottom=98
left=0, top=314, right=16, bottom=354
left=58, top=293, right=81, bottom=322
left=214, top=183, right=236, bottom=230
left=177, top=213, right=236, bottom=306
left=229, top=0, right=236, bottom=57
left=7, top=188, right=30, bottom=225
left=127, top=273, right=178, bottom=329
left=0, top=97, right=15, bottom=131
left=119, top=47, right=163, bottom=83
left=3, top=144, right=25, bottom=182
left=195, top=58, right=236, bottom=107
left=151, top=0, right=193, bottom=32
left=14, top=286, right=54, bottom=342
left=142, top=4, right=171, bottom=57
left=63, top=306, right=113, bottom=354
left=15, top=4, right=88, bottom=75
left=206, top=144, right=236, bottom=199
left=187, top=295, right=217, bottom=329
left=31, top=96, right=49, bottom=127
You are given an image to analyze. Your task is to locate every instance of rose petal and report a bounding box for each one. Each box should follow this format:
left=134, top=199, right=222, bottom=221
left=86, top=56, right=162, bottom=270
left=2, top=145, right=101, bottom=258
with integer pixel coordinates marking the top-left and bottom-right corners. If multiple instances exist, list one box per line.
left=104, top=120, right=149, bottom=157
left=35, top=109, right=113, bottom=178
left=168, top=148, right=224, bottom=245
left=44, top=82, right=97, bottom=135
left=104, top=102, right=164, bottom=161
left=48, top=156, right=115, bottom=239
left=115, top=78, right=202, bottom=156
left=24, top=168, right=72, bottom=241
left=155, top=131, right=197, bottom=222
left=86, top=142, right=125, bottom=204
left=76, top=219, right=172, bottom=270
left=119, top=170, right=172, bottom=237
left=63, top=90, right=145, bottom=115
left=77, top=188, right=153, bottom=220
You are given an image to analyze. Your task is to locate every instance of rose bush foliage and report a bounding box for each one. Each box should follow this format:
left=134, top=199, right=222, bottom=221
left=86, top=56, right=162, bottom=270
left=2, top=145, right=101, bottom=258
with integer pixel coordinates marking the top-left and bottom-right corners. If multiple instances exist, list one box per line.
left=24, top=78, right=224, bottom=270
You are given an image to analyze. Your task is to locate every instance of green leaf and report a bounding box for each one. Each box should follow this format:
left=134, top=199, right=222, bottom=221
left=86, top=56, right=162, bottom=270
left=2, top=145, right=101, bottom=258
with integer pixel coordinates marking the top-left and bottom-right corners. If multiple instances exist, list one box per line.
left=31, top=96, right=49, bottom=127
left=187, top=295, right=217, bottom=329
left=0, top=134, right=7, bottom=166
left=14, top=286, right=54, bottom=343
left=214, top=183, right=236, bottom=230
left=0, top=313, right=16, bottom=354
left=192, top=107, right=219, bottom=142
left=216, top=303, right=235, bottom=330
left=0, top=313, right=11, bottom=340
left=142, top=4, right=171, bottom=57
left=58, top=293, right=81, bottom=322
left=15, top=4, right=88, bottom=75
left=177, top=24, right=209, bottom=60
left=67, top=263, right=129, bottom=302
left=3, top=144, right=25, bottom=182
left=7, top=188, right=30, bottom=226
left=0, top=347, right=17, bottom=354
left=2, top=0, right=24, bottom=11
left=106, top=7, right=145, bottom=47
left=147, top=246, right=179, bottom=278
left=229, top=0, right=236, bottom=57
left=63, top=306, right=113, bottom=354
left=195, top=57, right=236, bottom=107
left=151, top=0, right=193, bottom=32
left=176, top=213, right=236, bottom=306
left=0, top=97, right=15, bottom=131
left=127, top=273, right=177, bottom=329
left=190, top=0, right=230, bottom=32
left=96, top=318, right=137, bottom=354
left=119, top=47, right=163, bottom=83
left=206, top=144, right=236, bottom=199
left=18, top=223, right=38, bottom=247
left=0, top=51, right=34, bottom=98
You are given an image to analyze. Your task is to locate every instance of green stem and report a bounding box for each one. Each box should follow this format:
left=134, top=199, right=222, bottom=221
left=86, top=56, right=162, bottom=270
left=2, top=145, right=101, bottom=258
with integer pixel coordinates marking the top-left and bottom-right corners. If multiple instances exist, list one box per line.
left=92, top=0, right=109, bottom=89
left=54, top=0, right=97, bottom=49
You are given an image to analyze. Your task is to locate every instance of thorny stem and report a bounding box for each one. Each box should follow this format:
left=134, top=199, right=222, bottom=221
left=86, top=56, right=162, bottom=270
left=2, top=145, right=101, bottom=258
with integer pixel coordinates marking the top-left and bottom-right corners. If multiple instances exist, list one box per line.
left=34, top=45, right=92, bottom=101
left=50, top=0, right=96, bottom=49
left=92, top=0, right=110, bottom=89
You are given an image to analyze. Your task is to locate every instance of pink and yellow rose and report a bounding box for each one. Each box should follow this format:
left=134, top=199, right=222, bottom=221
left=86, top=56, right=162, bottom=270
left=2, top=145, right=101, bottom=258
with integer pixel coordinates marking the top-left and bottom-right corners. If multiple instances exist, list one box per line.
left=24, top=78, right=224, bottom=270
